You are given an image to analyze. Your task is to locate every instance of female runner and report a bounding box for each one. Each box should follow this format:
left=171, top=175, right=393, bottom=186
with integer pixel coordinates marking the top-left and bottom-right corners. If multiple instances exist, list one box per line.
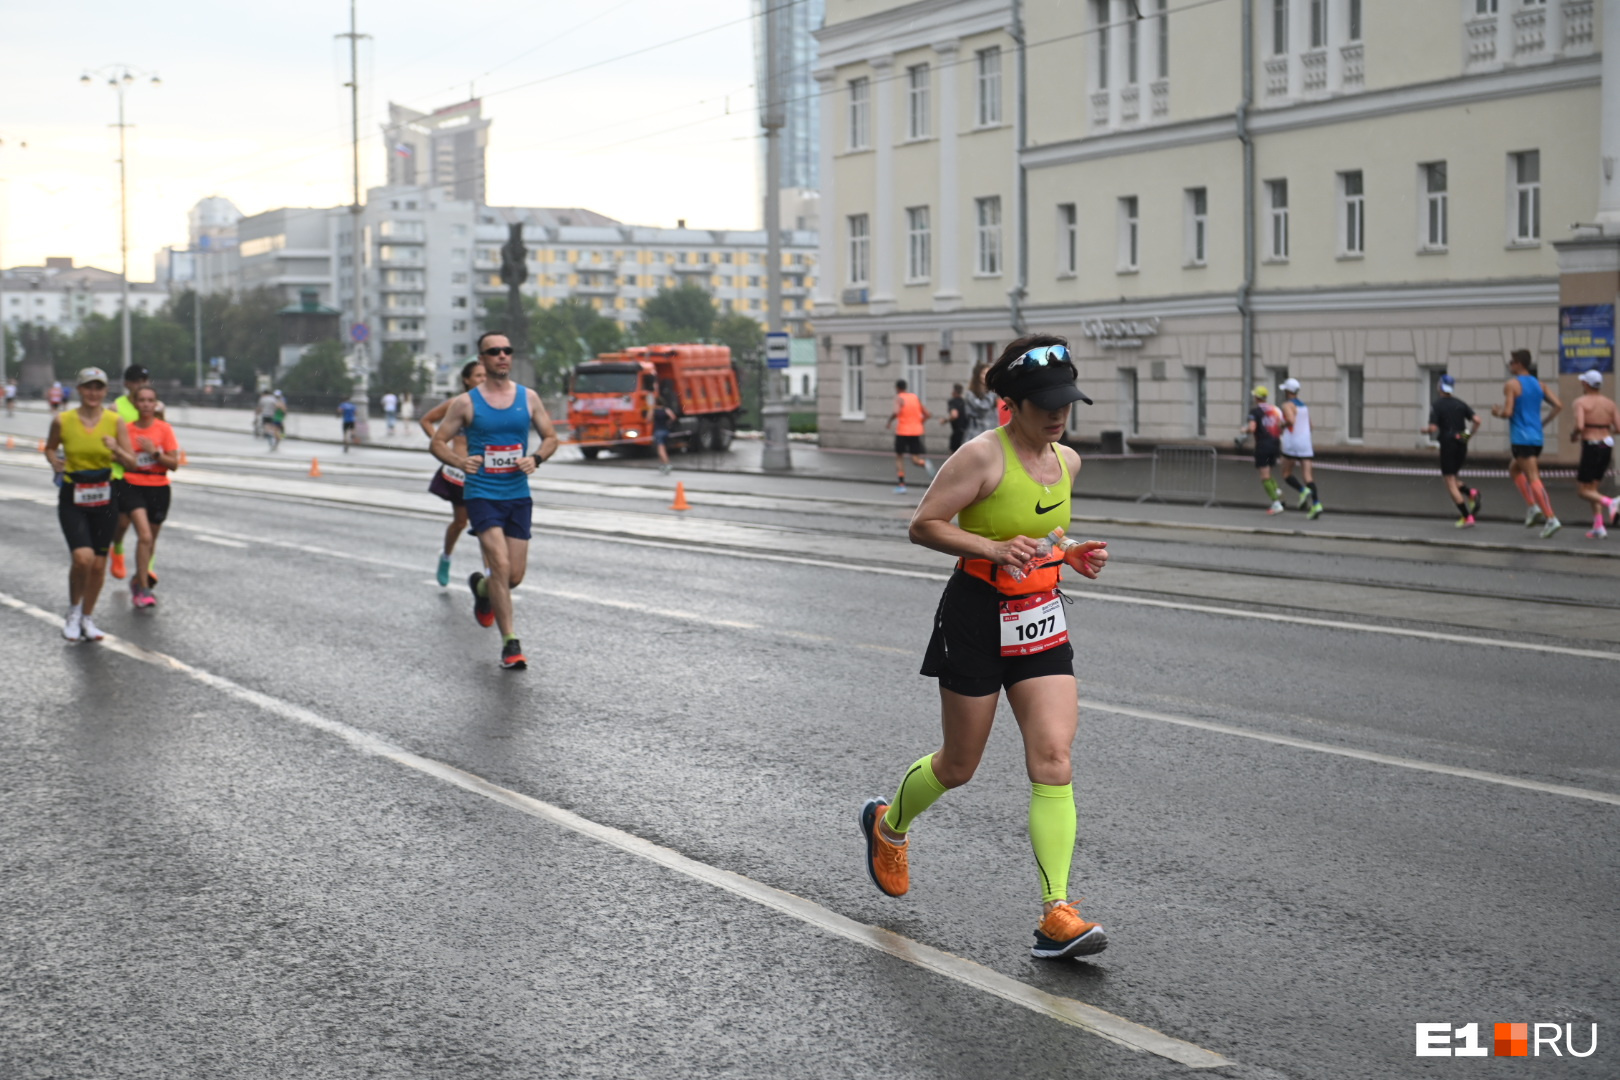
left=861, top=336, right=1112, bottom=960
left=118, top=385, right=181, bottom=607
left=43, top=367, right=137, bottom=641
left=420, top=359, right=486, bottom=586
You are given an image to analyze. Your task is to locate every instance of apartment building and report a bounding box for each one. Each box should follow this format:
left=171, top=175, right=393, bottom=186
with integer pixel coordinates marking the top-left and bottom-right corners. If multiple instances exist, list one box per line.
left=813, top=0, right=1603, bottom=458
left=1, top=258, right=167, bottom=335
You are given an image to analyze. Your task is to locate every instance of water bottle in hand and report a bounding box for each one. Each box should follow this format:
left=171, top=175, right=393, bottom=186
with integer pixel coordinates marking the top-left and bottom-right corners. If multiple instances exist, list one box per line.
left=1004, top=528, right=1068, bottom=582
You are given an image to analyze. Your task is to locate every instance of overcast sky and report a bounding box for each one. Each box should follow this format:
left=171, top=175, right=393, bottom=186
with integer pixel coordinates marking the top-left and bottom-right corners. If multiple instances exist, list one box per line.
left=1, top=0, right=764, bottom=279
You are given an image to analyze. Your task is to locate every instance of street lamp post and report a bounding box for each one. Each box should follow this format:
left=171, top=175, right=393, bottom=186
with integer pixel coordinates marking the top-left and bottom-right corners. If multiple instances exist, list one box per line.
left=0, top=136, right=25, bottom=392
left=81, top=65, right=160, bottom=376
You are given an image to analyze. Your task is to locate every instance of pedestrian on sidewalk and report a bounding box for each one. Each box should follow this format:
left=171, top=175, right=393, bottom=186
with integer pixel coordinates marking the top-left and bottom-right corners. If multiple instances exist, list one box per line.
left=1490, top=349, right=1563, bottom=538
left=1278, top=378, right=1322, bottom=519
left=653, top=394, right=676, bottom=475
left=4, top=377, right=16, bottom=417
left=962, top=364, right=999, bottom=441
left=1569, top=369, right=1620, bottom=538
left=943, top=383, right=969, bottom=454
left=1426, top=374, right=1482, bottom=527
left=382, top=391, right=399, bottom=436
left=1244, top=385, right=1286, bottom=514
left=887, top=379, right=934, bottom=494
left=338, top=399, right=357, bottom=452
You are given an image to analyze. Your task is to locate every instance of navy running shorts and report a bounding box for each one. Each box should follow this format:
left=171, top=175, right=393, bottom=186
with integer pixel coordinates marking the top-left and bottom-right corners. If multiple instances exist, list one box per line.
left=464, top=497, right=533, bottom=540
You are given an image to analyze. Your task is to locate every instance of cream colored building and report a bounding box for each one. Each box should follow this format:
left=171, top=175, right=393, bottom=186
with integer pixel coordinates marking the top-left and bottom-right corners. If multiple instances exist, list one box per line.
left=813, top=0, right=1605, bottom=459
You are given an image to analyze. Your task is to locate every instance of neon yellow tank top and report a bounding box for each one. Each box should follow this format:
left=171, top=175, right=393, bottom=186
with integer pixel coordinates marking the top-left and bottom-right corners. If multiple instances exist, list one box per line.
left=958, top=426, right=1071, bottom=541
left=60, top=408, right=119, bottom=474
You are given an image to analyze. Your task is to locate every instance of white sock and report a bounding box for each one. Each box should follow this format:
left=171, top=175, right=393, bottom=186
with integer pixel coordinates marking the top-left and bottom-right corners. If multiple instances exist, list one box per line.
left=70, top=602, right=82, bottom=615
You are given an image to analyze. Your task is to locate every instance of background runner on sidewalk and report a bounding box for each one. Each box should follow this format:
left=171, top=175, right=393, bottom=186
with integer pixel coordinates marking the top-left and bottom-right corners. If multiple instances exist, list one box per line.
left=1569, top=369, right=1620, bottom=538
left=1278, top=378, right=1323, bottom=519
left=886, top=379, right=933, bottom=494
left=1244, top=386, right=1286, bottom=515
left=1492, top=349, right=1563, bottom=538
left=1427, top=374, right=1482, bottom=527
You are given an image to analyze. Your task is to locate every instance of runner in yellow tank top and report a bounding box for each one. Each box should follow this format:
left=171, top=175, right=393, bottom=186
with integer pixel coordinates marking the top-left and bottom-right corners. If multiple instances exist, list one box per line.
left=42, top=367, right=137, bottom=642
left=859, top=336, right=1117, bottom=961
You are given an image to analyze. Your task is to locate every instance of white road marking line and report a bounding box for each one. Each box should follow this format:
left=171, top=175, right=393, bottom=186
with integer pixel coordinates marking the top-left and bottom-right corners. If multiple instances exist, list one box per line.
left=8, top=472, right=1617, bottom=666
left=189, top=534, right=250, bottom=549
left=1075, top=593, right=1620, bottom=663
left=0, top=589, right=1228, bottom=1070
left=1080, top=698, right=1620, bottom=808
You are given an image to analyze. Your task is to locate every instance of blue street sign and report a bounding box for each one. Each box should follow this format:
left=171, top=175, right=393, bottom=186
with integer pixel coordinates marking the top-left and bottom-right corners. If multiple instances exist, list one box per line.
left=350, top=322, right=370, bottom=344
left=765, top=332, right=790, bottom=370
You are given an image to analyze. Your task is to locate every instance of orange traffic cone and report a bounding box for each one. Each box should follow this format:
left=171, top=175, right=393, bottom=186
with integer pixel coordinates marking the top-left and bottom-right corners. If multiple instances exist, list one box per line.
left=5, top=436, right=13, bottom=449
left=669, top=482, right=691, bottom=511
left=308, top=456, right=322, bottom=478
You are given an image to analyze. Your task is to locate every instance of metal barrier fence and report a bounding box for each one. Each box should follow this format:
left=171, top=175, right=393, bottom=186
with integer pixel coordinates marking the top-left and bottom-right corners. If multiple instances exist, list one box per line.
left=1139, top=444, right=1218, bottom=506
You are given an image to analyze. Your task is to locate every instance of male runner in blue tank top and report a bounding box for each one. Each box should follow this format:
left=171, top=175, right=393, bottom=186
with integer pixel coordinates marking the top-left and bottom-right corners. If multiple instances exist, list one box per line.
left=429, top=332, right=560, bottom=669
left=1490, top=349, right=1563, bottom=538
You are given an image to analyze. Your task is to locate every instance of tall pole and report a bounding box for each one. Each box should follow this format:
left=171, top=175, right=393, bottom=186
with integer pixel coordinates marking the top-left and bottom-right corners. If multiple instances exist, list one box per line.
left=1009, top=0, right=1028, bottom=335
left=117, top=81, right=132, bottom=373
left=340, top=1, right=371, bottom=440
left=760, top=0, right=792, bottom=471
left=193, top=287, right=202, bottom=389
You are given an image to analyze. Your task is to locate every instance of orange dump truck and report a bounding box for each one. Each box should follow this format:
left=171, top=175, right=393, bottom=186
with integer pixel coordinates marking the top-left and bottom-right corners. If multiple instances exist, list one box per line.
left=567, top=344, right=741, bottom=459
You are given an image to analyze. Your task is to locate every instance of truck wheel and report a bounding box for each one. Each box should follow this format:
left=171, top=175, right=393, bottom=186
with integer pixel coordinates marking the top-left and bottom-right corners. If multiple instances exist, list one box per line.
left=696, top=417, right=717, bottom=452
left=711, top=418, right=734, bottom=452
left=580, top=446, right=600, bottom=461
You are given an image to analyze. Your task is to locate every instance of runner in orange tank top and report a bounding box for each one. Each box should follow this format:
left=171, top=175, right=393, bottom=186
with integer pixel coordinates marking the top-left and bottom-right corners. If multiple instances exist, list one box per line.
left=886, top=379, right=934, bottom=494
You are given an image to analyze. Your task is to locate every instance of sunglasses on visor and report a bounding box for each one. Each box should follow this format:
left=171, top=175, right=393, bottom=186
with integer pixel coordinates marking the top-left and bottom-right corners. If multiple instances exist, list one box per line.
left=1008, top=344, right=1072, bottom=370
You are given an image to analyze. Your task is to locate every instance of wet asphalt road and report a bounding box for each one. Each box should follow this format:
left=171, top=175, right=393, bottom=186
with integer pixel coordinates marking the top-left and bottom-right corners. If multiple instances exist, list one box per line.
left=1, top=458, right=1616, bottom=1080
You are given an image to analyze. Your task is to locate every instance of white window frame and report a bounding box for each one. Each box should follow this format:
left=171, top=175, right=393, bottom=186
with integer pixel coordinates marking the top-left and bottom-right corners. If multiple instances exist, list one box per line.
left=1420, top=161, right=1448, bottom=252
left=905, top=205, right=931, bottom=283
left=1476, top=0, right=1498, bottom=13
left=1118, top=196, right=1140, bottom=272
left=1342, top=365, right=1365, bottom=442
left=1271, top=0, right=1289, bottom=55
left=1510, top=150, right=1541, bottom=245
left=1118, top=367, right=1140, bottom=436
left=1095, top=0, right=1111, bottom=89
left=903, top=344, right=927, bottom=401
left=975, top=196, right=1003, bottom=276
left=848, top=77, right=870, bottom=150
left=1309, top=0, right=1327, bottom=48
left=1266, top=179, right=1290, bottom=261
left=906, top=64, right=931, bottom=140
left=1339, top=170, right=1365, bottom=257
left=1157, top=0, right=1171, bottom=79
left=1185, top=187, right=1208, bottom=267
left=842, top=345, right=866, bottom=419
left=975, top=47, right=1003, bottom=126
left=1418, top=365, right=1446, bottom=447
left=1058, top=203, right=1078, bottom=276
left=847, top=214, right=870, bottom=285
left=1127, top=17, right=1141, bottom=85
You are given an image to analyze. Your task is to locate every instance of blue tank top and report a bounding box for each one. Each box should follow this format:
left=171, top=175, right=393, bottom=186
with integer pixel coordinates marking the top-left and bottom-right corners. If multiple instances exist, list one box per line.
left=1510, top=374, right=1544, bottom=447
left=464, top=385, right=532, bottom=500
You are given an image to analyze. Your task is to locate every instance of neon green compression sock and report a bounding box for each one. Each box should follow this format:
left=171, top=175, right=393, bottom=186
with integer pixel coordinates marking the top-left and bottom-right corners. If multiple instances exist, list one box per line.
left=883, top=754, right=947, bottom=833
left=503, top=632, right=518, bottom=644
left=476, top=576, right=490, bottom=598
left=113, top=542, right=124, bottom=555
left=1029, top=782, right=1076, bottom=904
left=1262, top=478, right=1281, bottom=502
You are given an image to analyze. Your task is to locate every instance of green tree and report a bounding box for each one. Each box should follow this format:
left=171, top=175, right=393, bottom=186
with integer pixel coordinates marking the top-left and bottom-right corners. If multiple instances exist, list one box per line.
left=485, top=295, right=623, bottom=393
left=61, top=313, right=191, bottom=385
left=375, top=341, right=428, bottom=396
left=279, top=340, right=354, bottom=396
left=638, top=283, right=715, bottom=342
left=712, top=313, right=764, bottom=359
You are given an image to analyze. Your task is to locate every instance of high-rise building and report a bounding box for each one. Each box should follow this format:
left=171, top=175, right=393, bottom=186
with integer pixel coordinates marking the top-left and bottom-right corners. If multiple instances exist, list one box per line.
left=382, top=99, right=491, bottom=204
left=754, top=0, right=824, bottom=232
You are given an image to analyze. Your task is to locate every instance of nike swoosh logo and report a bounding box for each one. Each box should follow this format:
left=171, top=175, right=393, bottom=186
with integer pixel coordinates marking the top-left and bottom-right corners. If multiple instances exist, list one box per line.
left=1034, top=501, right=1062, bottom=514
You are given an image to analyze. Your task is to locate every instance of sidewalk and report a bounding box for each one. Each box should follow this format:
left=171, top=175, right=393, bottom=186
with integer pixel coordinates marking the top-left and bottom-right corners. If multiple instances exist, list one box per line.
left=6, top=400, right=1617, bottom=547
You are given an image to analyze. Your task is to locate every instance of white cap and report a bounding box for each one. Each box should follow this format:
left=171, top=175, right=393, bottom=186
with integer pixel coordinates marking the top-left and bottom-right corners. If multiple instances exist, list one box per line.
left=1579, top=369, right=1604, bottom=387
left=1280, top=377, right=1301, bottom=393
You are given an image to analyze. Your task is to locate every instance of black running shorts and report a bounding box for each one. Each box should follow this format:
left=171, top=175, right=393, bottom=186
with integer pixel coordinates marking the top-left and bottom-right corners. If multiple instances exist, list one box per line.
left=1438, top=438, right=1468, bottom=477
left=118, top=483, right=172, bottom=526
left=920, top=570, right=1074, bottom=698
left=1253, top=448, right=1279, bottom=469
left=895, top=434, right=926, bottom=456
left=58, top=485, right=118, bottom=555
left=1510, top=443, right=1543, bottom=460
left=1578, top=442, right=1614, bottom=484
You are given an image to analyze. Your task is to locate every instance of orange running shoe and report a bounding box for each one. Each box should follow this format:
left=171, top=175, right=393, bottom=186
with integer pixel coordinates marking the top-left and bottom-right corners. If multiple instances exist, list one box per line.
left=1031, top=901, right=1108, bottom=960
left=860, top=798, right=909, bottom=897
left=109, top=550, right=126, bottom=579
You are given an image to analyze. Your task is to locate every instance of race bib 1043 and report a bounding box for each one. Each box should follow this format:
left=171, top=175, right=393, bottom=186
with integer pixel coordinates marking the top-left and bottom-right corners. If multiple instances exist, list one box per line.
left=999, top=590, right=1068, bottom=657
left=483, top=445, right=522, bottom=474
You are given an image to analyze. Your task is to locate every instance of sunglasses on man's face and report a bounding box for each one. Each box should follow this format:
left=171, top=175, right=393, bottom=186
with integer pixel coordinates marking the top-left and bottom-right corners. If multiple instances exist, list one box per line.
left=1008, top=344, right=1072, bottom=370
left=482, top=346, right=514, bottom=356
